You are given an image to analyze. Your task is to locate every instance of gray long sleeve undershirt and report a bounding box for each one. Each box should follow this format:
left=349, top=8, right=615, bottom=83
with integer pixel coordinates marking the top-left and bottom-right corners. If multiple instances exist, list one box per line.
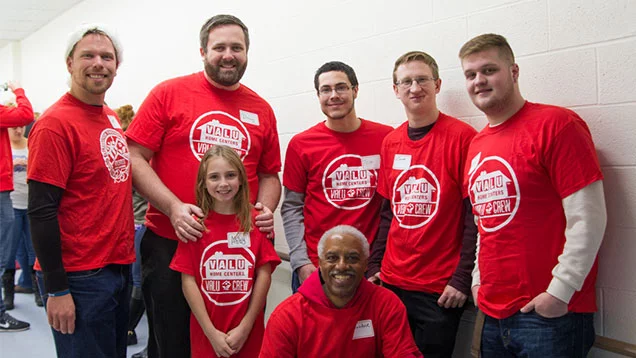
left=280, top=187, right=312, bottom=271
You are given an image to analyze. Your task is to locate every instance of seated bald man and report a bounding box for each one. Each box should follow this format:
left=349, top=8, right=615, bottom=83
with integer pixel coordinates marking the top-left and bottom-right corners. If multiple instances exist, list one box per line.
left=260, top=225, right=422, bottom=358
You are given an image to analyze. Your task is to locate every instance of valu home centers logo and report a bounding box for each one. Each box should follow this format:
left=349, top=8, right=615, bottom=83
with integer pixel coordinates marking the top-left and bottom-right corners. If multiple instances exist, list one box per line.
left=189, top=111, right=251, bottom=161
left=467, top=153, right=520, bottom=232
left=391, top=165, right=440, bottom=229
left=321, top=154, right=380, bottom=210
left=199, top=240, right=256, bottom=307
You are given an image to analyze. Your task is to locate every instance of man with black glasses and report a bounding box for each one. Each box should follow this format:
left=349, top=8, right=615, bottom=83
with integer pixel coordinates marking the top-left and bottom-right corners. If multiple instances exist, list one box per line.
left=282, top=61, right=392, bottom=292
left=366, top=51, right=478, bottom=357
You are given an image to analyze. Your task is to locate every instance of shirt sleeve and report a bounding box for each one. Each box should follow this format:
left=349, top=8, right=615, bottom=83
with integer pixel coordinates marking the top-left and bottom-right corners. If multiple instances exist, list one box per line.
left=543, top=116, right=603, bottom=199
left=447, top=198, right=478, bottom=295
left=547, top=180, right=606, bottom=303
left=255, top=229, right=281, bottom=271
left=281, top=136, right=307, bottom=193
left=0, top=88, right=34, bottom=128
left=281, top=188, right=311, bottom=271
left=259, top=303, right=298, bottom=358
left=124, top=88, right=167, bottom=152
left=256, top=108, right=282, bottom=175
left=27, top=127, right=73, bottom=189
left=169, top=241, right=197, bottom=276
left=366, top=198, right=391, bottom=278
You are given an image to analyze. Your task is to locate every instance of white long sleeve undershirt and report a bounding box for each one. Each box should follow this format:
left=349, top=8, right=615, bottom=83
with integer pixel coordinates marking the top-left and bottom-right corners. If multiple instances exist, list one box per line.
left=472, top=180, right=607, bottom=304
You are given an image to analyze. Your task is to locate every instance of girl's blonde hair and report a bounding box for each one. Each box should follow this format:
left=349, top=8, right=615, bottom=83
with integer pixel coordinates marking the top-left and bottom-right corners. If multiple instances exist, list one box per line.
left=196, top=145, right=252, bottom=232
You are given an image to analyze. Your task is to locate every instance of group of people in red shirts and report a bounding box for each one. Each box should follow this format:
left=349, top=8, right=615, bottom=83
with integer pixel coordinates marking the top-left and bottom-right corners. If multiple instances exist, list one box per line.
left=0, top=11, right=605, bottom=358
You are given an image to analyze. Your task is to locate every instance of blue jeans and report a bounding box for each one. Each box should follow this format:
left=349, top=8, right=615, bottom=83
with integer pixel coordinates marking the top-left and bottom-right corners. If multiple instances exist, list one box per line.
left=0, top=191, right=16, bottom=314
left=131, top=224, right=146, bottom=288
left=291, top=269, right=301, bottom=293
left=481, top=311, right=595, bottom=357
left=37, top=265, right=131, bottom=358
left=13, top=208, right=35, bottom=289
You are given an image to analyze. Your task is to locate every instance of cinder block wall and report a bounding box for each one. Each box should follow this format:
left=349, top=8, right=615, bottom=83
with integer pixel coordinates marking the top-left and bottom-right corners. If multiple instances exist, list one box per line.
left=2, top=0, right=634, bottom=355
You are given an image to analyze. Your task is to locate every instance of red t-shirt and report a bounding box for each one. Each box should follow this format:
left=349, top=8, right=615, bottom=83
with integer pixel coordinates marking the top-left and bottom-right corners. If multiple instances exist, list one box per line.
left=378, top=113, right=476, bottom=293
left=126, top=72, right=281, bottom=240
left=1, top=88, right=34, bottom=192
left=465, top=102, right=603, bottom=319
left=260, top=271, right=422, bottom=358
left=28, top=93, right=134, bottom=271
left=170, top=211, right=281, bottom=358
left=283, top=119, right=393, bottom=265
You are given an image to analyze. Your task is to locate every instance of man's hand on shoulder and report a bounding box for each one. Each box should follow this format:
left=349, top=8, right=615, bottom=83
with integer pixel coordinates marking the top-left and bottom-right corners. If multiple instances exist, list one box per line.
left=297, top=264, right=316, bottom=283
left=254, top=202, right=274, bottom=238
left=437, top=284, right=468, bottom=308
left=47, top=294, right=76, bottom=334
left=520, top=292, right=568, bottom=318
left=169, top=202, right=205, bottom=243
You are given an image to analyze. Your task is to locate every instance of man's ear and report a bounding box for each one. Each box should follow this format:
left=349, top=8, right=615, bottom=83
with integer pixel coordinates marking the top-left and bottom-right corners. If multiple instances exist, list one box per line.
left=511, top=63, right=520, bottom=83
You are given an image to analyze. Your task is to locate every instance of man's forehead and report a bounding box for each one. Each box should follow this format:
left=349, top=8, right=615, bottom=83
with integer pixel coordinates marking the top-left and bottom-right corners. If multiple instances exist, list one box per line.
left=318, top=71, right=349, bottom=86
left=207, top=25, right=246, bottom=43
left=324, top=233, right=362, bottom=251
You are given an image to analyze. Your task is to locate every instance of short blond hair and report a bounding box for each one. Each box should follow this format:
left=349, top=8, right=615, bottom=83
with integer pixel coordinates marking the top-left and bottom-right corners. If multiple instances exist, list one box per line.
left=459, top=33, right=515, bottom=64
left=392, top=51, right=439, bottom=84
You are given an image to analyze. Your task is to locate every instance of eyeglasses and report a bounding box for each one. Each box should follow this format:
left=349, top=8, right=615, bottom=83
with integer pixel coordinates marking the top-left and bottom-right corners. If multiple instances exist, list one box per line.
left=395, top=77, right=437, bottom=89
left=318, top=84, right=353, bottom=96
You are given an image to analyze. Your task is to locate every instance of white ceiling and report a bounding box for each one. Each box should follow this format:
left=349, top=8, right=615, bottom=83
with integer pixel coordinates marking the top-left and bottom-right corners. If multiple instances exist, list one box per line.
left=0, top=0, right=85, bottom=48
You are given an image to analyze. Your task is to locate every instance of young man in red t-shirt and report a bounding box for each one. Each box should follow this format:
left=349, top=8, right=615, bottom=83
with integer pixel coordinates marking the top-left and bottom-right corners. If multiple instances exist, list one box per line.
left=366, top=51, right=478, bottom=357
left=28, top=24, right=134, bottom=358
left=125, top=15, right=281, bottom=358
left=459, top=33, right=606, bottom=356
left=282, top=61, right=392, bottom=292
left=260, top=225, right=422, bottom=358
left=0, top=81, right=33, bottom=332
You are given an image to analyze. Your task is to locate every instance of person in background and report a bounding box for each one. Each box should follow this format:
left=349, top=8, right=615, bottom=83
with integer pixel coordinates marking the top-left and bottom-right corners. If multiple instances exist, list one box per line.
left=116, top=104, right=149, bottom=358
left=8, top=124, right=42, bottom=307
left=0, top=81, right=33, bottom=332
left=459, top=33, right=606, bottom=357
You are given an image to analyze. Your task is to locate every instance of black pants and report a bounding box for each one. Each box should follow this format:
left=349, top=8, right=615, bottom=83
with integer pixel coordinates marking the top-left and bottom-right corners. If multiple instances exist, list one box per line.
left=385, top=283, right=464, bottom=358
left=141, top=229, right=191, bottom=358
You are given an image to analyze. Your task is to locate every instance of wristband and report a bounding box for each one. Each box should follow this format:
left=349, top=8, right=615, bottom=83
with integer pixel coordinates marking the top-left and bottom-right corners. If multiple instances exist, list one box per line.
left=48, top=289, right=70, bottom=297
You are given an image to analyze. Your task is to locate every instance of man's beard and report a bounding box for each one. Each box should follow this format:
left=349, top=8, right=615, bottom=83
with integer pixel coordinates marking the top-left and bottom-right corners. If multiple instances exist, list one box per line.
left=204, top=59, right=247, bottom=87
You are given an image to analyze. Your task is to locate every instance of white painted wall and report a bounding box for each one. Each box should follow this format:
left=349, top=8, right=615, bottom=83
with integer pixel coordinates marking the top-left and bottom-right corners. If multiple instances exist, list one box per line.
left=1, top=0, right=634, bottom=354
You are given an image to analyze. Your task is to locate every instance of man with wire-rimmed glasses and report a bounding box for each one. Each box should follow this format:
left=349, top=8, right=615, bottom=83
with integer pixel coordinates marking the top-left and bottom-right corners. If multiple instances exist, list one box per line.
left=366, top=51, right=478, bottom=358
left=281, top=61, right=392, bottom=293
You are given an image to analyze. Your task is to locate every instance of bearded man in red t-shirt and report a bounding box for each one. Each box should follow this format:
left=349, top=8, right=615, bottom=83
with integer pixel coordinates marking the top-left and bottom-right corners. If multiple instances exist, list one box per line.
left=125, top=14, right=281, bottom=358
left=459, top=33, right=606, bottom=357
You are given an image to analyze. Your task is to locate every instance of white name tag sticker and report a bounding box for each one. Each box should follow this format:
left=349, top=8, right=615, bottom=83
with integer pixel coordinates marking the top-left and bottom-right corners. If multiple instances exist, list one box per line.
left=392, top=154, right=411, bottom=170
left=107, top=115, right=121, bottom=129
left=352, top=319, right=374, bottom=340
left=361, top=155, right=381, bottom=170
left=239, top=110, right=259, bottom=126
left=227, top=232, right=251, bottom=248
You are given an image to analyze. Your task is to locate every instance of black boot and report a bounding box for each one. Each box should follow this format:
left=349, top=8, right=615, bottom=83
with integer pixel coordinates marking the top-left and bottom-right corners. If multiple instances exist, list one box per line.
left=31, top=268, right=43, bottom=307
left=2, top=269, right=15, bottom=310
left=127, top=286, right=145, bottom=346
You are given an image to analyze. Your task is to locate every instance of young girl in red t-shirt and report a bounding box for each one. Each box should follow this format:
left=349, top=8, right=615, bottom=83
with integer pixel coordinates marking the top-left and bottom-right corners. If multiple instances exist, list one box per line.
left=170, top=145, right=280, bottom=358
